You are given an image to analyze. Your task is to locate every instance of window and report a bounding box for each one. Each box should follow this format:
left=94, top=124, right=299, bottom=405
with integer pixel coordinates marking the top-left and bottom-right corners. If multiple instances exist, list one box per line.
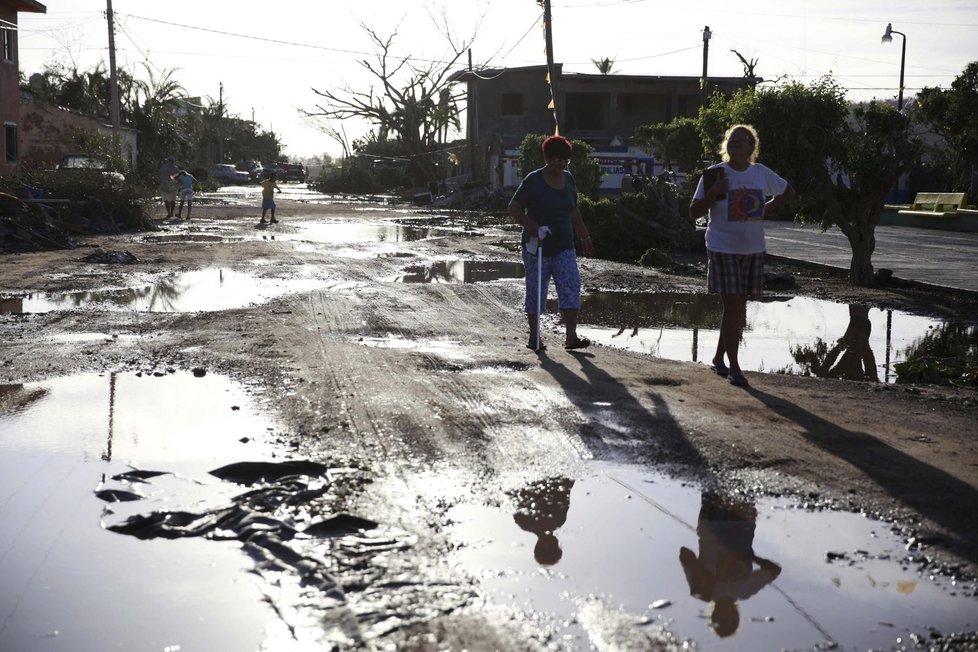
left=501, top=93, right=523, bottom=116
left=619, top=93, right=672, bottom=123
left=2, top=28, right=13, bottom=63
left=565, top=93, right=609, bottom=131
left=4, top=124, right=17, bottom=164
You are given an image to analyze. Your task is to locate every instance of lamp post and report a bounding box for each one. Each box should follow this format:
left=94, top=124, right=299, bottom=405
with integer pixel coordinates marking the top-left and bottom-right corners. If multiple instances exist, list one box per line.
left=881, top=22, right=906, bottom=110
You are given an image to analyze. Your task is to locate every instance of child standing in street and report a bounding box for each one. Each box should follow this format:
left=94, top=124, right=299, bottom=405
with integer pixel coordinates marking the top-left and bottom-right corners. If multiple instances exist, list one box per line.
left=260, top=173, right=282, bottom=224
left=172, top=169, right=197, bottom=219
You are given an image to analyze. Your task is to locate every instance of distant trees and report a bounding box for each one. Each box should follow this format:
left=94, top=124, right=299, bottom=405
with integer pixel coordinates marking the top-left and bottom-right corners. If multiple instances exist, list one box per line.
left=21, top=62, right=282, bottom=183
left=915, top=61, right=978, bottom=201
left=631, top=117, right=701, bottom=176
left=634, top=78, right=919, bottom=286
left=304, top=22, right=472, bottom=184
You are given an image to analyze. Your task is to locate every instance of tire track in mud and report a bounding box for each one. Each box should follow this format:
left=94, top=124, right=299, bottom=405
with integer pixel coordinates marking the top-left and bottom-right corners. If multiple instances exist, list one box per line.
left=280, top=273, right=590, bottom=484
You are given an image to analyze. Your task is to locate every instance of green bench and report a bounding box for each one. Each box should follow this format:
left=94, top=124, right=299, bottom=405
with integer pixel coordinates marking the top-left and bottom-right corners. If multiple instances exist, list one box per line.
left=898, top=192, right=968, bottom=218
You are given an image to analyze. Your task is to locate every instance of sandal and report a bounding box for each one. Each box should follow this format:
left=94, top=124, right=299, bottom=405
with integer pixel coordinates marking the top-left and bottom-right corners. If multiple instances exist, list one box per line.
left=710, top=362, right=729, bottom=377
left=564, top=336, right=591, bottom=351
left=526, top=339, right=547, bottom=352
left=728, top=372, right=749, bottom=387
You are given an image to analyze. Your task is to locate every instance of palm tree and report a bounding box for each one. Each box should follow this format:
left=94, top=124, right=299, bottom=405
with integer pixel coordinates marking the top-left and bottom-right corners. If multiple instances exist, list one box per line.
left=592, top=57, right=616, bottom=75
left=128, top=64, right=194, bottom=180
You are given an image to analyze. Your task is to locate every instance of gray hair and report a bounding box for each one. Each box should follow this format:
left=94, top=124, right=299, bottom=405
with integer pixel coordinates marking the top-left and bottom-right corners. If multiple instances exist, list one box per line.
left=719, top=124, right=760, bottom=163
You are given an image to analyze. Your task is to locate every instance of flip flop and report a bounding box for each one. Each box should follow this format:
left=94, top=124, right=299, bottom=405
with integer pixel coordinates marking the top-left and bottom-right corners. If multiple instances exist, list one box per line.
left=728, top=372, right=749, bottom=387
left=710, top=362, right=729, bottom=377
left=526, top=339, right=547, bottom=352
left=564, top=336, right=591, bottom=350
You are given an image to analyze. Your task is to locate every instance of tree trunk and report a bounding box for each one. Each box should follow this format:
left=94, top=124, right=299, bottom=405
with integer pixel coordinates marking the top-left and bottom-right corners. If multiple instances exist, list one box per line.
left=843, top=222, right=876, bottom=287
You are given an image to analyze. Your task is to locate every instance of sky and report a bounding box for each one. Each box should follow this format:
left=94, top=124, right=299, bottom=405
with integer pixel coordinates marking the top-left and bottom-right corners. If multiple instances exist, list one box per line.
left=14, top=1, right=978, bottom=161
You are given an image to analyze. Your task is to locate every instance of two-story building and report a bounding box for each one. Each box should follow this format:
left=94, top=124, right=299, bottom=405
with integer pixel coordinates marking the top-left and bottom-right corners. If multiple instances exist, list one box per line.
left=451, top=64, right=749, bottom=192
left=1, top=0, right=46, bottom=178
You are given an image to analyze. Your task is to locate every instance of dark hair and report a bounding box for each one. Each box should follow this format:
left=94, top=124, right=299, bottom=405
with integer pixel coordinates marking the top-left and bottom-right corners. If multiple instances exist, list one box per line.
left=542, top=135, right=573, bottom=160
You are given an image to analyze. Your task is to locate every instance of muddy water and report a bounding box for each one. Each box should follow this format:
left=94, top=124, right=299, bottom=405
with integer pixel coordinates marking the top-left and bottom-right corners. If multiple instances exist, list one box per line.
left=446, top=462, right=977, bottom=650
left=0, top=372, right=281, bottom=651
left=12, top=267, right=327, bottom=313
left=572, top=292, right=959, bottom=383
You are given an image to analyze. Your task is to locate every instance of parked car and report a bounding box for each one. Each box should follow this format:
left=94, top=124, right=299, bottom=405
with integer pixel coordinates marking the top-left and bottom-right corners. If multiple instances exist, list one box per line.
left=210, top=164, right=251, bottom=185
left=279, top=162, right=307, bottom=183
left=50, top=154, right=126, bottom=185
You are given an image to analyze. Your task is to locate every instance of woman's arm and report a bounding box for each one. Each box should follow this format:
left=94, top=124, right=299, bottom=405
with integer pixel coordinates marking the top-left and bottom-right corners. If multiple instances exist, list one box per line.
left=765, top=182, right=796, bottom=215
left=689, top=176, right=729, bottom=220
left=508, top=199, right=538, bottom=236
left=571, top=207, right=595, bottom=257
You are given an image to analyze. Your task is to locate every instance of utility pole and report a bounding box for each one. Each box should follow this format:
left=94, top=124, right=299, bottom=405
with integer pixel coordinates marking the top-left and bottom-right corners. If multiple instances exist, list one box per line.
left=218, top=82, right=224, bottom=163
left=105, top=0, right=121, bottom=137
left=701, top=25, right=712, bottom=102
left=467, top=49, right=478, bottom=183
left=541, top=0, right=558, bottom=135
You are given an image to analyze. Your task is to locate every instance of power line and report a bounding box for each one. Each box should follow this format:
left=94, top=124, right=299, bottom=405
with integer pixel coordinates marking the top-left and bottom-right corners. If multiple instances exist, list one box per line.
left=123, top=13, right=468, bottom=68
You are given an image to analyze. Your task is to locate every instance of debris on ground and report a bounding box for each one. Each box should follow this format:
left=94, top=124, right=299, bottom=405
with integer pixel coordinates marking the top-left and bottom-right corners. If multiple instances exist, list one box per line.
left=81, top=248, right=140, bottom=264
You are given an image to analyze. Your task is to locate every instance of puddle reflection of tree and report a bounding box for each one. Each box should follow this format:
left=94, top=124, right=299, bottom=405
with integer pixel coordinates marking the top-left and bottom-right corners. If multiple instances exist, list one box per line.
left=896, top=322, right=978, bottom=385
left=511, top=477, right=575, bottom=565
left=0, top=383, right=50, bottom=415
left=679, top=490, right=781, bottom=638
left=46, top=277, right=187, bottom=312
left=791, top=304, right=880, bottom=382
left=399, top=261, right=524, bottom=284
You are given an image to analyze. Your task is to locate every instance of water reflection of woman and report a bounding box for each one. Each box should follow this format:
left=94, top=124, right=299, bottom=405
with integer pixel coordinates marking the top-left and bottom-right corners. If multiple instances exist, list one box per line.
left=679, top=490, right=781, bottom=638
left=512, top=477, right=575, bottom=565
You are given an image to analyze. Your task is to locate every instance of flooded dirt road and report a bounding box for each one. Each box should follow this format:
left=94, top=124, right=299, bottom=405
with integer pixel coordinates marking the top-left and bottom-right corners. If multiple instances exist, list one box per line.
left=1, top=194, right=977, bottom=650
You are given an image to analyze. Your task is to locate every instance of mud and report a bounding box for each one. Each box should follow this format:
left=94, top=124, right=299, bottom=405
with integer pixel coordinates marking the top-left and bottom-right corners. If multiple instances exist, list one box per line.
left=1, top=196, right=977, bottom=650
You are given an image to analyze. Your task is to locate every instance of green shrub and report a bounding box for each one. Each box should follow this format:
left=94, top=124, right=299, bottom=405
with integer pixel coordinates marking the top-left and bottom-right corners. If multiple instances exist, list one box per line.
left=579, top=185, right=695, bottom=263
left=895, top=323, right=978, bottom=386
left=516, top=134, right=603, bottom=199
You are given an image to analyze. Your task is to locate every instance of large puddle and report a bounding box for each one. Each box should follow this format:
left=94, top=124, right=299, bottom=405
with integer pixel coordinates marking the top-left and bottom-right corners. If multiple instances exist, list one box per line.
left=0, top=372, right=282, bottom=651
left=572, top=292, right=970, bottom=383
left=6, top=267, right=327, bottom=313
left=447, top=462, right=977, bottom=650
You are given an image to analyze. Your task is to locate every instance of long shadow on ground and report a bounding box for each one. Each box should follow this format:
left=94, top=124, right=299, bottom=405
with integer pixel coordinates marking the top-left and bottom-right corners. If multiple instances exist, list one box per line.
left=539, top=351, right=709, bottom=472
left=745, top=385, right=978, bottom=566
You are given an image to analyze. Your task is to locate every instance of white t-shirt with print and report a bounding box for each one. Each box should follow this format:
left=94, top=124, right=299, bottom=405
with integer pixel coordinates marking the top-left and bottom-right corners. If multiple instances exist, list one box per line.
left=693, top=162, right=788, bottom=254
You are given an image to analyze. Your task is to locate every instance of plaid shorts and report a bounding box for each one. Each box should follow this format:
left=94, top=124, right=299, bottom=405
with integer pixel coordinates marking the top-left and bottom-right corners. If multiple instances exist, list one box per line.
left=707, top=250, right=765, bottom=295
left=522, top=247, right=581, bottom=313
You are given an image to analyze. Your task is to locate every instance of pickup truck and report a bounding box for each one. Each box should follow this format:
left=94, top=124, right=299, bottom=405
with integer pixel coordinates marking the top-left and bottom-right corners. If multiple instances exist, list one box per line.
left=51, top=154, right=126, bottom=184
left=279, top=162, right=307, bottom=182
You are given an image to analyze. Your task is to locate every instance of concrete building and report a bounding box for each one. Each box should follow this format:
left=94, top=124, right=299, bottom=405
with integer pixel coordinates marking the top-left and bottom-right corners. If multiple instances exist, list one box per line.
left=451, top=64, right=749, bottom=192
left=18, top=94, right=138, bottom=172
left=1, top=0, right=46, bottom=178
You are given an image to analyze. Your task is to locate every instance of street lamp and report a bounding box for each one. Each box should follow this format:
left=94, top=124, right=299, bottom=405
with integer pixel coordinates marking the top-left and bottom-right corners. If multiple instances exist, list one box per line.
left=881, top=22, right=906, bottom=110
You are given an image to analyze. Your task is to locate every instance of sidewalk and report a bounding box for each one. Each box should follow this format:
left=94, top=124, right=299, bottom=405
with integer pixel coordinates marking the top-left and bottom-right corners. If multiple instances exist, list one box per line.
left=764, top=221, right=978, bottom=294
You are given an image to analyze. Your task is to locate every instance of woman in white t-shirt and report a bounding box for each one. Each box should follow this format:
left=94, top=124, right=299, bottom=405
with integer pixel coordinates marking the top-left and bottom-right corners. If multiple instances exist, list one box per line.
left=690, top=125, right=796, bottom=387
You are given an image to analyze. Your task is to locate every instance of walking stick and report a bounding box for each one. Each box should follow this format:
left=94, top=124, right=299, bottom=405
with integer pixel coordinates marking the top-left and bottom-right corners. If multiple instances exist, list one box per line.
left=535, top=226, right=550, bottom=352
